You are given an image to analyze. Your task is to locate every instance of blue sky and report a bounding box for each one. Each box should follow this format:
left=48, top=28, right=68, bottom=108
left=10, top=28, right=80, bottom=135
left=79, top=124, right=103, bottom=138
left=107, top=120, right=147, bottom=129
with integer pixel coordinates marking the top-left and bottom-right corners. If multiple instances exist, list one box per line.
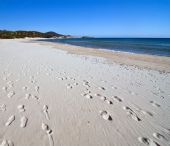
left=0, top=0, right=170, bottom=37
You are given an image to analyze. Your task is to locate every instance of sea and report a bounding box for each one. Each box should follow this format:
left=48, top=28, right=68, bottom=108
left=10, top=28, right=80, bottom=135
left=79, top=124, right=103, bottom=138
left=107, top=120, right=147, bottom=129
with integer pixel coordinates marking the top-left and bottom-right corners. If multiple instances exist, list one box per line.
left=39, top=38, right=170, bottom=57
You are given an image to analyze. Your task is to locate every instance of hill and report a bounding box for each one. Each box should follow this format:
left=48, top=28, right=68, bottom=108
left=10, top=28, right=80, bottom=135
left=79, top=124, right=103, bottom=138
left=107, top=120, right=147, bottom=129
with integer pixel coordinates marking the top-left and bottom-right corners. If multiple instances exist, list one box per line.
left=0, top=30, right=68, bottom=39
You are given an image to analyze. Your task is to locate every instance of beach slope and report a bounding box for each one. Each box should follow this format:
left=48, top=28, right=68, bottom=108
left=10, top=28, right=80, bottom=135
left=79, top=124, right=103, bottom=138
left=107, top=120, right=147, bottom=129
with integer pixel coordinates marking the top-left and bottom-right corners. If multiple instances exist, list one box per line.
left=0, top=39, right=170, bottom=146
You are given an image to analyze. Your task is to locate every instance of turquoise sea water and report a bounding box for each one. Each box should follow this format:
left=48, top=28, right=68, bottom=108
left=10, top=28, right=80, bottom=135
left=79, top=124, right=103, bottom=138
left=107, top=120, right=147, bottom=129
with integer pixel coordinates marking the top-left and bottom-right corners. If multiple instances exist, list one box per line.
left=39, top=38, right=170, bottom=57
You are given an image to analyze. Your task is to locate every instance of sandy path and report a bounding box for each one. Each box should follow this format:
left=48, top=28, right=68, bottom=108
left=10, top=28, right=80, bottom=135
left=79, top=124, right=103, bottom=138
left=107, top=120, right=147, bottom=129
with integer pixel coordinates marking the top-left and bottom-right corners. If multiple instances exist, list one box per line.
left=0, top=39, right=170, bottom=146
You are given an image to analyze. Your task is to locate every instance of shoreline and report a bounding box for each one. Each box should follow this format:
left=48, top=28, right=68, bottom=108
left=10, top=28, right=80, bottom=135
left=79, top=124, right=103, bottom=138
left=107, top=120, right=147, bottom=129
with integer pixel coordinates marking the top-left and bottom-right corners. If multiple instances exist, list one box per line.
left=37, top=38, right=170, bottom=57
left=32, top=39, right=170, bottom=72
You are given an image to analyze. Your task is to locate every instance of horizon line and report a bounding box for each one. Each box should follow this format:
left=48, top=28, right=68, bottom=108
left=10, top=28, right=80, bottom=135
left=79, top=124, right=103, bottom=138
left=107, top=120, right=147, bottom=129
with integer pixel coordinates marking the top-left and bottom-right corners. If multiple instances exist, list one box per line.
left=0, top=29, right=170, bottom=39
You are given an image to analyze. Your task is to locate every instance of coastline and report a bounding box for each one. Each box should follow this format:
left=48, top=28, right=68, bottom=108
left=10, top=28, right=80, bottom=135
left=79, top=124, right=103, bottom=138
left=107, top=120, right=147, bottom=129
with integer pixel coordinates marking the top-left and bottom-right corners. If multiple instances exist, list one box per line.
left=33, top=39, right=170, bottom=72
left=0, top=39, right=170, bottom=146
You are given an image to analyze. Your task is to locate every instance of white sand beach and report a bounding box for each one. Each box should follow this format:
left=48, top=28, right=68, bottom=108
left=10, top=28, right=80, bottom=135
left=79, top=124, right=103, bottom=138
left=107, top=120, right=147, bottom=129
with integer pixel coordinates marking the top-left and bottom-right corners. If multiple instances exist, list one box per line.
left=0, top=39, right=170, bottom=146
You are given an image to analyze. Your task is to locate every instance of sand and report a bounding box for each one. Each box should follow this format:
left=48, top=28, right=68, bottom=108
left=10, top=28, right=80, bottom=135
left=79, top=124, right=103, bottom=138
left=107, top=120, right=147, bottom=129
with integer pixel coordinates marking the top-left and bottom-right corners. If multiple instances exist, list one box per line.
left=0, top=39, right=170, bottom=146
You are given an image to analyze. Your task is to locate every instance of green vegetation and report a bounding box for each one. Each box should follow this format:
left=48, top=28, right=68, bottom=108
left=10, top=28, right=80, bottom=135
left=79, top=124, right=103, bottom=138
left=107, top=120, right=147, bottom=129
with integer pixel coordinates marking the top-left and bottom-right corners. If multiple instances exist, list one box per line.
left=0, top=30, right=67, bottom=39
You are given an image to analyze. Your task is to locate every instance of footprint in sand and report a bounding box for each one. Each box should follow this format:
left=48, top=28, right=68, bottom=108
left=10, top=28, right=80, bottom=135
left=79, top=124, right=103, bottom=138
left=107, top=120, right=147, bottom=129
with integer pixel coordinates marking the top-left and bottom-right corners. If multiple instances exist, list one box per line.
left=156, top=87, right=164, bottom=94
left=5, top=115, right=15, bottom=126
left=66, top=84, right=73, bottom=89
left=0, top=139, right=14, bottom=146
left=25, top=93, right=31, bottom=99
left=29, top=76, right=36, bottom=84
left=35, top=86, right=40, bottom=92
left=105, top=99, right=113, bottom=105
left=42, top=123, right=53, bottom=134
left=63, top=77, right=67, bottom=80
left=99, top=111, right=112, bottom=121
left=67, top=76, right=71, bottom=80
left=153, top=132, right=166, bottom=141
left=20, top=116, right=28, bottom=128
left=71, top=78, right=75, bottom=81
left=81, top=90, right=91, bottom=97
left=69, top=77, right=76, bottom=81
left=101, top=80, right=107, bottom=83
left=123, top=106, right=141, bottom=121
left=138, top=137, right=160, bottom=146
left=7, top=81, right=14, bottom=88
left=43, top=105, right=50, bottom=120
left=150, top=101, right=161, bottom=107
left=84, top=89, right=91, bottom=94
left=112, top=86, right=118, bottom=90
left=31, top=80, right=36, bottom=84
left=73, top=82, right=78, bottom=86
left=141, top=110, right=153, bottom=117
left=0, top=104, right=6, bottom=112
left=2, top=86, right=8, bottom=92
left=94, top=94, right=106, bottom=101
left=17, top=105, right=25, bottom=113
left=32, top=95, right=40, bottom=101
left=133, top=106, right=153, bottom=117
left=7, top=91, right=15, bottom=98
left=84, top=94, right=93, bottom=99
left=22, top=86, right=28, bottom=91
left=94, top=94, right=113, bottom=104
left=83, top=80, right=90, bottom=88
left=42, top=123, right=54, bottom=146
left=57, top=77, right=64, bottom=80
left=98, top=86, right=105, bottom=90
left=112, top=96, right=122, bottom=102
left=94, top=93, right=101, bottom=96
left=100, top=96, right=107, bottom=101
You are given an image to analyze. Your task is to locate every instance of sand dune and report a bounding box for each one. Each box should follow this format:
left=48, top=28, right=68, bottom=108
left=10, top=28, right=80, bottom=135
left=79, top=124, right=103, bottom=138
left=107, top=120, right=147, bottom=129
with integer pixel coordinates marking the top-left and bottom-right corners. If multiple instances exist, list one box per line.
left=0, top=39, right=170, bottom=146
